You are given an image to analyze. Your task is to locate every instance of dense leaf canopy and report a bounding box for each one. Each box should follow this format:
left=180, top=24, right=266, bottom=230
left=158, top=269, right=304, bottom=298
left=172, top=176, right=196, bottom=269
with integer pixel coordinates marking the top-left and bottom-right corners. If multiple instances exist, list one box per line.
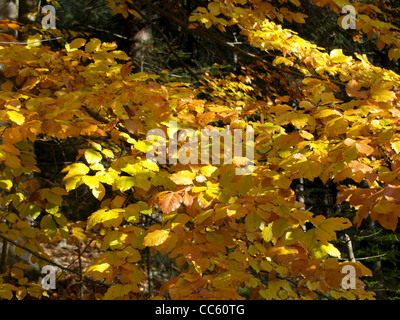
left=1, top=0, right=400, bottom=300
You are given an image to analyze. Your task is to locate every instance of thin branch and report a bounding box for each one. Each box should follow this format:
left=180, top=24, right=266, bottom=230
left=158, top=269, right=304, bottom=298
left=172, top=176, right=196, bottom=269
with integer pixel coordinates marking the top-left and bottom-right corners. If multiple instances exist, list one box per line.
left=82, top=105, right=140, bottom=140
left=87, top=25, right=128, bottom=39
left=130, top=2, right=200, bottom=82
left=133, top=0, right=346, bottom=87
left=275, top=273, right=333, bottom=300
left=0, top=37, right=63, bottom=45
left=354, top=230, right=382, bottom=239
left=0, top=233, right=80, bottom=276
left=356, top=253, right=386, bottom=261
left=0, top=233, right=107, bottom=288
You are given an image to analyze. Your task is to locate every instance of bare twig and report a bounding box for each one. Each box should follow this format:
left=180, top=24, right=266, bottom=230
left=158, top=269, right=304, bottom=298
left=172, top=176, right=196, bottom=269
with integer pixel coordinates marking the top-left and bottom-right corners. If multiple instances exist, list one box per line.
left=0, top=37, right=63, bottom=45
left=0, top=233, right=107, bottom=288
left=356, top=253, right=386, bottom=261
left=0, top=233, right=80, bottom=276
left=81, top=105, right=140, bottom=141
left=87, top=25, right=128, bottom=39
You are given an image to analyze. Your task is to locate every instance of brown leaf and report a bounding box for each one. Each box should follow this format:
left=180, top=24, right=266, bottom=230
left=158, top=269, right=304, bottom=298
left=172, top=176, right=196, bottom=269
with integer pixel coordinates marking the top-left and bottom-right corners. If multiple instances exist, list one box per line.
left=182, top=192, right=194, bottom=207
left=120, top=62, right=133, bottom=80
left=159, top=192, right=183, bottom=214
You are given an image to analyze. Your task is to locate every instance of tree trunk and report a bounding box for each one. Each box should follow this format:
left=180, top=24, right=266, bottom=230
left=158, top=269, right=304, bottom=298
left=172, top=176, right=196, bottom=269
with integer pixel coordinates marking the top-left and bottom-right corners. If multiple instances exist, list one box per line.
left=126, top=4, right=153, bottom=72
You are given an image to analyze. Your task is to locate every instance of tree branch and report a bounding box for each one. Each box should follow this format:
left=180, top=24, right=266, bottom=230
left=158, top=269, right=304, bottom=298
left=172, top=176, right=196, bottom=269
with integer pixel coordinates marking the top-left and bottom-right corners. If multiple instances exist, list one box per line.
left=0, top=233, right=79, bottom=276
left=130, top=2, right=201, bottom=83
left=133, top=0, right=346, bottom=87
left=82, top=105, right=140, bottom=140
left=356, top=253, right=386, bottom=261
left=0, top=234, right=108, bottom=288
left=344, top=233, right=356, bottom=262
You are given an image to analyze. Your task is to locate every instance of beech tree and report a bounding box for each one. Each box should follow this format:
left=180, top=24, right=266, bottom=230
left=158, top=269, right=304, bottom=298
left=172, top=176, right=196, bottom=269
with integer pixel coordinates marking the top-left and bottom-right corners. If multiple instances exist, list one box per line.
left=0, top=0, right=400, bottom=300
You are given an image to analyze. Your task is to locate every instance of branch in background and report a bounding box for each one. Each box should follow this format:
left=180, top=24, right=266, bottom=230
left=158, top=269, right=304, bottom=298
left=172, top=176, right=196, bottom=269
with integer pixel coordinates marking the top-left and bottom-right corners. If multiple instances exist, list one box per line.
left=82, top=105, right=140, bottom=140
left=0, top=37, right=63, bottom=45
left=344, top=233, right=356, bottom=262
left=1, top=236, right=8, bottom=274
left=133, top=0, right=346, bottom=87
left=0, top=233, right=80, bottom=276
left=356, top=253, right=386, bottom=261
left=0, top=234, right=108, bottom=288
left=87, top=25, right=128, bottom=40
left=130, top=2, right=200, bottom=82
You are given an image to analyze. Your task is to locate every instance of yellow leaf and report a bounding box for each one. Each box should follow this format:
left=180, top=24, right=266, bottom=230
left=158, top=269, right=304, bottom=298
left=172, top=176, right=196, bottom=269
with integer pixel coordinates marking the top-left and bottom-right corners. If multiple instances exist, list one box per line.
left=85, top=38, right=102, bottom=53
left=330, top=49, right=348, bottom=63
left=0, top=285, right=13, bottom=300
left=64, top=176, right=82, bottom=192
left=103, top=284, right=132, bottom=300
left=124, top=204, right=140, bottom=223
left=245, top=212, right=262, bottom=232
left=92, top=183, right=105, bottom=201
left=170, top=171, right=194, bottom=185
left=200, top=165, right=218, bottom=177
left=321, top=243, right=341, bottom=258
left=289, top=112, right=310, bottom=129
left=62, top=163, right=90, bottom=179
left=273, top=56, right=294, bottom=66
left=85, top=262, right=112, bottom=280
left=7, top=111, right=24, bottom=125
left=315, top=108, right=341, bottom=118
left=134, top=140, right=151, bottom=153
left=102, top=149, right=114, bottom=158
left=319, top=92, right=336, bottom=105
left=314, top=217, right=352, bottom=241
left=85, top=149, right=102, bottom=164
left=26, top=34, right=42, bottom=48
left=143, top=229, right=169, bottom=247
left=87, top=208, right=122, bottom=229
left=82, top=175, right=100, bottom=189
left=0, top=179, right=13, bottom=191
left=115, top=176, right=135, bottom=192
left=299, top=101, right=314, bottom=111
left=69, top=38, right=87, bottom=50
left=40, top=215, right=57, bottom=238
left=391, top=141, right=400, bottom=153
left=262, top=225, right=273, bottom=242
left=208, top=2, right=221, bottom=15
left=371, top=88, right=396, bottom=102
left=142, top=159, right=159, bottom=171
left=355, top=142, right=374, bottom=155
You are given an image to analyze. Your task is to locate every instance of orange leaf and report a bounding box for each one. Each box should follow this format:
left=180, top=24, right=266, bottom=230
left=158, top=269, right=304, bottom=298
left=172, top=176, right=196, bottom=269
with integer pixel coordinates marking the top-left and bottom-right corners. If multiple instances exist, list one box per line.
left=143, top=229, right=170, bottom=247
left=159, top=192, right=183, bottom=214
left=121, top=62, right=133, bottom=80
left=355, top=142, right=374, bottom=155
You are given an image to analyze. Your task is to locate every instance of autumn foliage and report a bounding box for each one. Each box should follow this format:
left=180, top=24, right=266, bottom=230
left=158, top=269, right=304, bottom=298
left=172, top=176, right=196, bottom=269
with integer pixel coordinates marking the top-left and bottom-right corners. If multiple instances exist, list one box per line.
left=1, top=0, right=400, bottom=300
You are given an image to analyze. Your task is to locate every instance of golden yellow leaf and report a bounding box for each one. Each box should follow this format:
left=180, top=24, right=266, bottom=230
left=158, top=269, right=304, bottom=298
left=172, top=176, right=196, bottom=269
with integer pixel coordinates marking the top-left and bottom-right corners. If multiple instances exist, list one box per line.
left=143, top=229, right=170, bottom=247
left=69, top=38, right=87, bottom=50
